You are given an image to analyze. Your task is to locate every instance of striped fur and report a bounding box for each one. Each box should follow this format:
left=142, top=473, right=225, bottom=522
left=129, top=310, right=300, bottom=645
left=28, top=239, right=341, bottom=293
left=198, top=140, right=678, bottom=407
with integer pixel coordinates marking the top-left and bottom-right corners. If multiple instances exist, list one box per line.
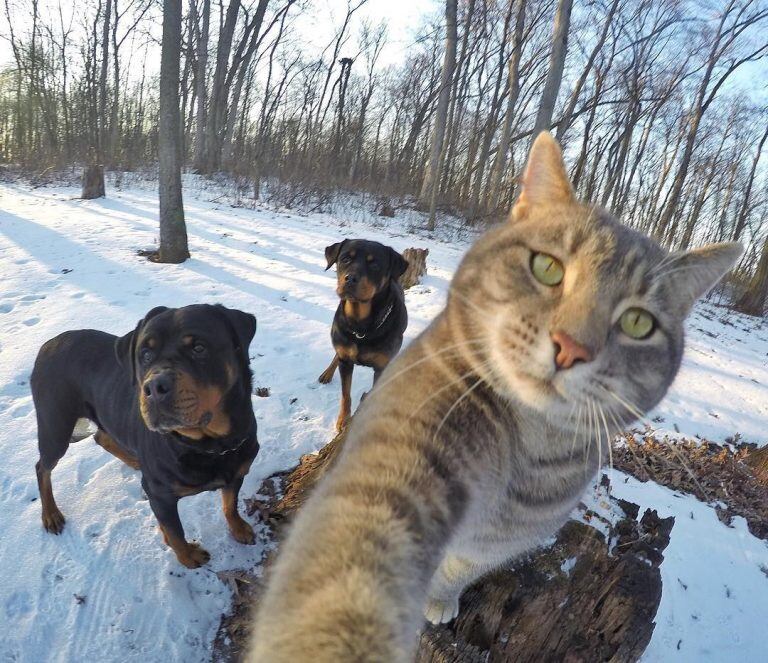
left=247, top=133, right=741, bottom=662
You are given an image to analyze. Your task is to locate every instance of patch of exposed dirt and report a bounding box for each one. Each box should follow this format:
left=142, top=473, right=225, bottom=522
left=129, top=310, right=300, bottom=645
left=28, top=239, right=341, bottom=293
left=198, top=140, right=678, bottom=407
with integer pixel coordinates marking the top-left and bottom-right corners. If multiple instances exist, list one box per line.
left=612, top=432, right=768, bottom=540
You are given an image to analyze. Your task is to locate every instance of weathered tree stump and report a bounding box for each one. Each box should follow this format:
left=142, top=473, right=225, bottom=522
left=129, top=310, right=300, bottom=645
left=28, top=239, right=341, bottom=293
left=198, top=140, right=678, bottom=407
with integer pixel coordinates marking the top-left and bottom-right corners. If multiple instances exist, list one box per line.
left=378, top=199, right=396, bottom=217
left=214, top=425, right=672, bottom=662
left=81, top=164, right=105, bottom=199
left=399, top=247, right=429, bottom=289
left=82, top=164, right=106, bottom=200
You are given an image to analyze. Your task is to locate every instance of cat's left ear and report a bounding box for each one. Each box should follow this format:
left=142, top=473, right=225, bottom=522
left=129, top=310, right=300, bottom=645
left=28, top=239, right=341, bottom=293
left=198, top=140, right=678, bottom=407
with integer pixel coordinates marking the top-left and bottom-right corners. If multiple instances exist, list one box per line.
left=512, top=131, right=574, bottom=220
left=660, top=242, right=742, bottom=313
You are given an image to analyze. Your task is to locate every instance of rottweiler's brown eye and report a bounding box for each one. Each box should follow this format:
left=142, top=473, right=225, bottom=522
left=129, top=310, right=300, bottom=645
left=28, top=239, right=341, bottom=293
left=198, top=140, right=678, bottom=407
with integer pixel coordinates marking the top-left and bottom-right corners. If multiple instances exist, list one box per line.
left=192, top=343, right=206, bottom=355
left=140, top=348, right=154, bottom=363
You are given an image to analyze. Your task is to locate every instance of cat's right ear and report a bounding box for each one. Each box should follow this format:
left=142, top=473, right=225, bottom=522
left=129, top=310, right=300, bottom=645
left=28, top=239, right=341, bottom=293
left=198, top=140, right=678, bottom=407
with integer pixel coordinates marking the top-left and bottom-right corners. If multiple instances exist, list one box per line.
left=512, top=131, right=574, bottom=220
left=114, top=306, right=169, bottom=384
left=325, top=240, right=347, bottom=270
left=660, top=242, right=743, bottom=314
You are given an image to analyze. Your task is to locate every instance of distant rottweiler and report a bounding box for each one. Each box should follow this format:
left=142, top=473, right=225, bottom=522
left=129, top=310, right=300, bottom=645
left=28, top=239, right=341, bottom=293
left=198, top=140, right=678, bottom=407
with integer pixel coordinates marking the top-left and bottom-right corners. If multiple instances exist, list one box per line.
left=31, top=304, right=259, bottom=568
left=318, top=239, right=408, bottom=431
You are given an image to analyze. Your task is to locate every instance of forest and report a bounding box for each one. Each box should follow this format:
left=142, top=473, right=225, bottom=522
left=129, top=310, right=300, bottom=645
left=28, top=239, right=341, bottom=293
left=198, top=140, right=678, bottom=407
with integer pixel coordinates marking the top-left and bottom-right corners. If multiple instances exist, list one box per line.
left=0, top=0, right=766, bottom=309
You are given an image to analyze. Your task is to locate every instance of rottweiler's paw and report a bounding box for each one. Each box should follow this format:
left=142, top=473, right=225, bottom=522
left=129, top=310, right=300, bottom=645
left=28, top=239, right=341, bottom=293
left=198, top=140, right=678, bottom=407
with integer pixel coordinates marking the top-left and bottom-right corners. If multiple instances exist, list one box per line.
left=177, top=542, right=210, bottom=569
left=318, top=369, right=334, bottom=384
left=42, top=508, right=66, bottom=534
left=228, top=517, right=256, bottom=545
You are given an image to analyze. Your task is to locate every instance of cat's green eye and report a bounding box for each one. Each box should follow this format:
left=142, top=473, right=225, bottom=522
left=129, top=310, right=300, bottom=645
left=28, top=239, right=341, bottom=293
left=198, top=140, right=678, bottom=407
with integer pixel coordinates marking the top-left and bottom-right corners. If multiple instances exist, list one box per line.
left=620, top=307, right=655, bottom=340
left=530, top=252, right=564, bottom=286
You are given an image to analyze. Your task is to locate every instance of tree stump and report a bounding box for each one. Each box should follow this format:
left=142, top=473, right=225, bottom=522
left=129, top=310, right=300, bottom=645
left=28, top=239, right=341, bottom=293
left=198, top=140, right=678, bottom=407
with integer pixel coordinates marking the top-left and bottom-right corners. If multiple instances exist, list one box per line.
left=378, top=199, right=395, bottom=217
left=399, top=248, right=429, bottom=289
left=81, top=164, right=105, bottom=199
left=214, top=425, right=672, bottom=662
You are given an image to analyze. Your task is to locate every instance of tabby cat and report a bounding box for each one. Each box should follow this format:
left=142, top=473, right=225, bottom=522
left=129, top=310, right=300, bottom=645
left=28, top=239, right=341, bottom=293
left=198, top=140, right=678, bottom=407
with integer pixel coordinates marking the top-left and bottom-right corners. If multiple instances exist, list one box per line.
left=248, top=132, right=741, bottom=662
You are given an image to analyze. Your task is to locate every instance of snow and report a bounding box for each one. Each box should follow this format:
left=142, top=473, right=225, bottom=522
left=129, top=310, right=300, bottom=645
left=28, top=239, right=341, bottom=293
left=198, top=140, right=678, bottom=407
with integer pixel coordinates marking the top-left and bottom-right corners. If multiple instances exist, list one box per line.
left=0, top=179, right=765, bottom=661
left=611, top=471, right=768, bottom=662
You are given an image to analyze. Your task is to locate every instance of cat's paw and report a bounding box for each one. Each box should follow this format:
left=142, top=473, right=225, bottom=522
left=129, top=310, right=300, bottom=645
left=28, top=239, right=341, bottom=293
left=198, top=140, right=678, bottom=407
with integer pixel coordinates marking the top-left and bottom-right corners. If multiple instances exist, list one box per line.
left=424, top=596, right=459, bottom=625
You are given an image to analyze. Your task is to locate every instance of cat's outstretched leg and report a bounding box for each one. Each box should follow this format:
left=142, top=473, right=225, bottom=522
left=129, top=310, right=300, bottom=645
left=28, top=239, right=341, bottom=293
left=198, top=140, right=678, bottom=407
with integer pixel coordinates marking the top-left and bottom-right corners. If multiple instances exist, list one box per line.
left=424, top=554, right=488, bottom=624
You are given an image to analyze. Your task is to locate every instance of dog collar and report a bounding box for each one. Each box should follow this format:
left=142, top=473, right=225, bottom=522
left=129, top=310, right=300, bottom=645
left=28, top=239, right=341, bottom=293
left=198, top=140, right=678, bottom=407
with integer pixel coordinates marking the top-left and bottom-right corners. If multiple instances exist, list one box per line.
left=352, top=302, right=394, bottom=340
left=211, top=435, right=250, bottom=455
left=172, top=431, right=251, bottom=455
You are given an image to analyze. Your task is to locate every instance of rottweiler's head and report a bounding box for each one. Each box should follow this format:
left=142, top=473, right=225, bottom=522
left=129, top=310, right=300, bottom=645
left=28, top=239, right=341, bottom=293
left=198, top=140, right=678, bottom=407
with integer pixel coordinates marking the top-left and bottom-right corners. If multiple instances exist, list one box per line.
left=115, top=304, right=256, bottom=439
left=324, top=239, right=408, bottom=302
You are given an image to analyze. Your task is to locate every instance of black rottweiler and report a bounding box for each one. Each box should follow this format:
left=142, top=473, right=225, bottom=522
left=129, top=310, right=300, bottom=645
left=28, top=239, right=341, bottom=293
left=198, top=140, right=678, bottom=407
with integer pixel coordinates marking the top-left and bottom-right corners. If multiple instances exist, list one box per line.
left=31, top=304, right=259, bottom=568
left=318, top=239, right=408, bottom=431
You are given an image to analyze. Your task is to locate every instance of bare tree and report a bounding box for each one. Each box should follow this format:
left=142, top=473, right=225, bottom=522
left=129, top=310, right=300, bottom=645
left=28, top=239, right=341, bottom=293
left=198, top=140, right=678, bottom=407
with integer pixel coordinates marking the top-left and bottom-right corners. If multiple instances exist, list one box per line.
left=530, top=0, right=573, bottom=143
left=192, top=0, right=210, bottom=171
left=655, top=0, right=768, bottom=242
left=157, top=0, right=189, bottom=263
left=418, top=0, right=457, bottom=228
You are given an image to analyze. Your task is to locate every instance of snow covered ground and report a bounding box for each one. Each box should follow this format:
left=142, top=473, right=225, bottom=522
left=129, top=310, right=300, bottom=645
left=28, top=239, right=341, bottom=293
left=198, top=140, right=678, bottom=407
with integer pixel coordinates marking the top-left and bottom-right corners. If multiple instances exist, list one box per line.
left=0, top=179, right=766, bottom=662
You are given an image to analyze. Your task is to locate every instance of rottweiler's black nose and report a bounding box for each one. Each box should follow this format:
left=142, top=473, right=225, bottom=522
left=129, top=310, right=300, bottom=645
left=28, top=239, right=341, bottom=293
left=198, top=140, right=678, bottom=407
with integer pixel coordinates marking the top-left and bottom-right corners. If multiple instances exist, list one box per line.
left=344, top=273, right=359, bottom=285
left=143, top=372, right=174, bottom=404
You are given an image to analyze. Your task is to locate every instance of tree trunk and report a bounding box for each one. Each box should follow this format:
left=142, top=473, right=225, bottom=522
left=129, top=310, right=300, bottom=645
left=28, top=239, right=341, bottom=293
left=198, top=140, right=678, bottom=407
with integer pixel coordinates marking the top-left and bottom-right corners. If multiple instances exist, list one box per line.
left=192, top=0, right=211, bottom=171
left=486, top=0, right=525, bottom=213
left=735, top=234, right=768, bottom=316
left=466, top=0, right=517, bottom=221
left=203, top=0, right=240, bottom=173
left=418, top=0, right=458, bottom=218
left=157, top=0, right=189, bottom=264
left=555, top=0, right=619, bottom=142
left=732, top=121, right=768, bottom=242
left=221, top=0, right=270, bottom=169
left=98, top=0, right=113, bottom=162
left=530, top=0, right=573, bottom=143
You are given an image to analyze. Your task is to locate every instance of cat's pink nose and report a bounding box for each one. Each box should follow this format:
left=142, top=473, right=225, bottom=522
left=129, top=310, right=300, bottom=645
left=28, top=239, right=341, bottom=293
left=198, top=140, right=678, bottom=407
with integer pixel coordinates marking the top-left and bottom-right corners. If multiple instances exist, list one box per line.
left=551, top=330, right=593, bottom=370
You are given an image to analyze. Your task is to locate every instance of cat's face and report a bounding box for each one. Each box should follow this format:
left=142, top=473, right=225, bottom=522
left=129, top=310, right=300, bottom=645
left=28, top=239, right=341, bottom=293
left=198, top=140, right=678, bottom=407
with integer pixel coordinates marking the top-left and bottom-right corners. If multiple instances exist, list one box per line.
left=449, top=133, right=741, bottom=430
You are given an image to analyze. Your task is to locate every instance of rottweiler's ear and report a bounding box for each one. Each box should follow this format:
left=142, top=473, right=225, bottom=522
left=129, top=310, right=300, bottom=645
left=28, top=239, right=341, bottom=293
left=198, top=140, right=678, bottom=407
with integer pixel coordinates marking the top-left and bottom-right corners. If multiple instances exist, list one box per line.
left=324, top=240, right=348, bottom=270
left=389, top=248, right=409, bottom=280
left=215, top=305, right=257, bottom=358
left=114, top=306, right=170, bottom=383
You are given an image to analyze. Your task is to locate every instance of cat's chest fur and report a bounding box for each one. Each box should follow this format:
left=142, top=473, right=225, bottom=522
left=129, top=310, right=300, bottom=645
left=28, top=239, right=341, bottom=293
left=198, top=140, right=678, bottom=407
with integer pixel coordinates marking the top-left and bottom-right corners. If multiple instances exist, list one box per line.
left=451, top=401, right=599, bottom=564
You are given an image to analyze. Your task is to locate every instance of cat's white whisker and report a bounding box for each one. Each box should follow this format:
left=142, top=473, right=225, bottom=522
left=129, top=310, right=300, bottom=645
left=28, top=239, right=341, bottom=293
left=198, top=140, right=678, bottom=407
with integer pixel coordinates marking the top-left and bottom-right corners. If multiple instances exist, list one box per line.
left=593, top=398, right=603, bottom=478
left=569, top=402, right=584, bottom=460
left=375, top=339, right=486, bottom=392
left=597, top=403, right=615, bottom=484
left=599, top=386, right=712, bottom=503
left=448, top=288, right=493, bottom=320
left=397, top=363, right=487, bottom=436
left=431, top=377, right=485, bottom=445
left=584, top=396, right=596, bottom=477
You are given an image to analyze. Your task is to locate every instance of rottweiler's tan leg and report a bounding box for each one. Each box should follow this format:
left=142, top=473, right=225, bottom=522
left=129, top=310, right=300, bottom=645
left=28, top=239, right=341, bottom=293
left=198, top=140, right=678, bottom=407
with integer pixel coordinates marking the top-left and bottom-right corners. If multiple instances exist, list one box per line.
left=221, top=461, right=255, bottom=544
left=36, top=460, right=65, bottom=534
left=221, top=489, right=255, bottom=544
left=94, top=430, right=140, bottom=470
left=336, top=360, right=354, bottom=431
left=158, top=523, right=210, bottom=568
left=318, top=355, right=339, bottom=384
